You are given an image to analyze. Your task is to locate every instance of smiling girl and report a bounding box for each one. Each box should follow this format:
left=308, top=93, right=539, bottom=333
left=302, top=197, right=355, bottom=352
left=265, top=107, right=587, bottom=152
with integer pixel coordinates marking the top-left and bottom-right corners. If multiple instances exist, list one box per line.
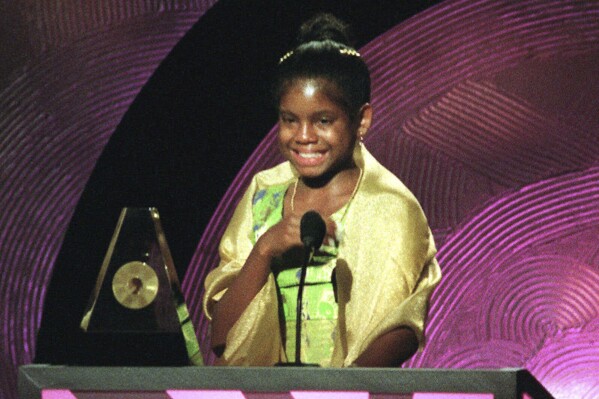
left=203, top=13, right=441, bottom=367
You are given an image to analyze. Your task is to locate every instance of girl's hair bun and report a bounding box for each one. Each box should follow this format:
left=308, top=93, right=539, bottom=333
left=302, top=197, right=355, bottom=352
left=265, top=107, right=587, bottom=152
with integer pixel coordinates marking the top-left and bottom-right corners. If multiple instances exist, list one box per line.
left=296, top=13, right=354, bottom=47
left=273, top=13, right=369, bottom=119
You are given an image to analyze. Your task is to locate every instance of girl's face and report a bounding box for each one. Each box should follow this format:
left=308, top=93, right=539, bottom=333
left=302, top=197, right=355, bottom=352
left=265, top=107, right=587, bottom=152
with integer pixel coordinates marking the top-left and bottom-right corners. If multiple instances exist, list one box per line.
left=277, top=78, right=371, bottom=182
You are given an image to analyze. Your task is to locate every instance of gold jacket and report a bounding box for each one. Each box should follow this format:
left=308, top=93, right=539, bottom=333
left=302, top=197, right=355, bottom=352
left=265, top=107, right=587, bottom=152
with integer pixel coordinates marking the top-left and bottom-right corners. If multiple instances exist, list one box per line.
left=203, top=144, right=442, bottom=366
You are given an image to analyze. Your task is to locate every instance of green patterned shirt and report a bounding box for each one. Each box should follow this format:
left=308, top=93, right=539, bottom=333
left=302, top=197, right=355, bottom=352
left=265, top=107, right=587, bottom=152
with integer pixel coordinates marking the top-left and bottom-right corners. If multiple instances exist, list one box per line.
left=251, top=183, right=346, bottom=366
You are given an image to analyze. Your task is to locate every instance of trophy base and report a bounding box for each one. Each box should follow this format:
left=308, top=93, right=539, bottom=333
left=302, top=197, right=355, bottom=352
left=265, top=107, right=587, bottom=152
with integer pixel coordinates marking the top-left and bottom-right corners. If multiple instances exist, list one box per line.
left=74, top=331, right=190, bottom=366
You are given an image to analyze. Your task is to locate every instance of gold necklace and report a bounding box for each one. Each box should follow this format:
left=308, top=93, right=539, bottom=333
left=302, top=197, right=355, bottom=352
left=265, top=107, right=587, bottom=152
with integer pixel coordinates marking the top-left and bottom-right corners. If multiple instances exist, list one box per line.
left=290, top=166, right=364, bottom=215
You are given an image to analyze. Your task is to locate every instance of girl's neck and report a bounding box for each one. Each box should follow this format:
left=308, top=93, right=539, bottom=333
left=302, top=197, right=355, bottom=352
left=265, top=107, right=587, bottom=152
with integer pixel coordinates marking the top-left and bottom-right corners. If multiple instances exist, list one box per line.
left=299, top=164, right=359, bottom=191
left=290, top=164, right=362, bottom=216
left=300, top=160, right=359, bottom=190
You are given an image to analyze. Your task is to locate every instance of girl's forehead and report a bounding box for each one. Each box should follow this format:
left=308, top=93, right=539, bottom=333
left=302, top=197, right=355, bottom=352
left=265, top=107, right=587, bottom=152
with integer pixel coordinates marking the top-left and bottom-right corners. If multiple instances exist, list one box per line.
left=301, top=81, right=318, bottom=97
left=283, top=78, right=344, bottom=101
left=285, top=77, right=321, bottom=91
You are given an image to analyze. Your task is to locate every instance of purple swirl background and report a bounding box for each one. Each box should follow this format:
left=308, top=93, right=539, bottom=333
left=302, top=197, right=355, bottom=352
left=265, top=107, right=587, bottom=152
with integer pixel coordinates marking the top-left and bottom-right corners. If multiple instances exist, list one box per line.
left=1, top=1, right=598, bottom=399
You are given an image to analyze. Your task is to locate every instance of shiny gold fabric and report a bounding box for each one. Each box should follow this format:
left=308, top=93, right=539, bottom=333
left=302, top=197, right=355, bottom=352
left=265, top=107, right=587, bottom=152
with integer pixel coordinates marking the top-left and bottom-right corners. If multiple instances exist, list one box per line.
left=202, top=144, right=442, bottom=367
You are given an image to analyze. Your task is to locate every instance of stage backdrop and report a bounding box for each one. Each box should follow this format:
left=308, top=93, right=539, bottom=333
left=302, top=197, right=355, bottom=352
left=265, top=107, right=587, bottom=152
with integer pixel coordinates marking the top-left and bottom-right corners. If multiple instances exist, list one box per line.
left=1, top=1, right=598, bottom=399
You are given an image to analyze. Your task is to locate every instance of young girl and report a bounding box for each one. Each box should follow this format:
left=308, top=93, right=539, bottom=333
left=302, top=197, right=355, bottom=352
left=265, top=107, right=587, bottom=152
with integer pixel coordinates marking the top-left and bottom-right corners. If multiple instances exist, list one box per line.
left=203, top=13, right=441, bottom=367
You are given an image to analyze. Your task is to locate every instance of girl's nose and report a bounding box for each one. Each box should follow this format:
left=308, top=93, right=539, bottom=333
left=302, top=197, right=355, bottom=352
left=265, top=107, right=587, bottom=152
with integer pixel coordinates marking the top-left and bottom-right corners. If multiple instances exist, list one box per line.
left=296, top=123, right=318, bottom=143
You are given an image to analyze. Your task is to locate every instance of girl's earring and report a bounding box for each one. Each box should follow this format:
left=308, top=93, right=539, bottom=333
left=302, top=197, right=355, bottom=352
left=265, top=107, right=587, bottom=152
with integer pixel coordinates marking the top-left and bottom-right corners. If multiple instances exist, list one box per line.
left=359, top=129, right=365, bottom=142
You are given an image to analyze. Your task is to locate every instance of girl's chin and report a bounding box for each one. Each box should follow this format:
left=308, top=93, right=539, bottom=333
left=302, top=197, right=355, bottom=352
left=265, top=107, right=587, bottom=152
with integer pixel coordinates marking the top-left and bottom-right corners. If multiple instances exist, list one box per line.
left=295, top=166, right=341, bottom=185
left=295, top=167, right=326, bottom=179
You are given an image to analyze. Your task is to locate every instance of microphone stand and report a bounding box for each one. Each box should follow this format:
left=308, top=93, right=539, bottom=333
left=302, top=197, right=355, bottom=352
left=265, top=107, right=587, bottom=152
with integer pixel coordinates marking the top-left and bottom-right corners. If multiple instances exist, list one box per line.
left=276, top=211, right=324, bottom=367
left=276, top=245, right=320, bottom=367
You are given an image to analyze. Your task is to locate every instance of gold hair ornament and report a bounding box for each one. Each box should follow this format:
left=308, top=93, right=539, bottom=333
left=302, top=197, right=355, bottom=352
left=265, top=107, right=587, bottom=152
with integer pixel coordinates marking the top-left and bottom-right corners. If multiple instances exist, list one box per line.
left=278, top=47, right=361, bottom=64
left=278, top=50, right=294, bottom=64
left=339, top=48, right=361, bottom=57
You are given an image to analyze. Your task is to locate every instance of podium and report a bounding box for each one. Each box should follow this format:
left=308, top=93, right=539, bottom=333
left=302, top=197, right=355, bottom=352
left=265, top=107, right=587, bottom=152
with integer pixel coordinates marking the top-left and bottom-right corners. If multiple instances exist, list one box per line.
left=19, top=365, right=554, bottom=399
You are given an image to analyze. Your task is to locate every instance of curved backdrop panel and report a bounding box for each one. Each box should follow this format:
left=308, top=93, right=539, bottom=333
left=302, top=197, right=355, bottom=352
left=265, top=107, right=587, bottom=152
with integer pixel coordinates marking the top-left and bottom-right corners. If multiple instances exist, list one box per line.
left=182, top=1, right=599, bottom=398
left=0, top=1, right=215, bottom=398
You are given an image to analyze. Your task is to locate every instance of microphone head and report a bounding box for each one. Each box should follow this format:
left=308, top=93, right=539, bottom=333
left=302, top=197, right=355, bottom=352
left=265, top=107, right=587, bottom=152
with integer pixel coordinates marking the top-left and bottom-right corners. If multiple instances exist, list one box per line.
left=300, top=210, right=326, bottom=250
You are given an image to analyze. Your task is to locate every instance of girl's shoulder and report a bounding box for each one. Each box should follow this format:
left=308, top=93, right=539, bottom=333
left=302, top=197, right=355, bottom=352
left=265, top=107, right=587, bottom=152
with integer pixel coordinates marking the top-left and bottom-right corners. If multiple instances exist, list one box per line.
left=254, top=161, right=296, bottom=189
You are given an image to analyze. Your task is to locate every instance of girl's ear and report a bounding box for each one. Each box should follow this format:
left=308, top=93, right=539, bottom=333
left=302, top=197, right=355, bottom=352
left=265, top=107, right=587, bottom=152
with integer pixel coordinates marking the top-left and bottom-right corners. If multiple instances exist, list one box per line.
left=357, top=103, right=373, bottom=140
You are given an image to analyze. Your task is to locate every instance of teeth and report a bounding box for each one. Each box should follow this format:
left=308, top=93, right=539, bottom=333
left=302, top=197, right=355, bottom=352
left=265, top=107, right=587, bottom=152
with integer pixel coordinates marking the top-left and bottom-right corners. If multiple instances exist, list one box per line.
left=298, top=152, right=322, bottom=159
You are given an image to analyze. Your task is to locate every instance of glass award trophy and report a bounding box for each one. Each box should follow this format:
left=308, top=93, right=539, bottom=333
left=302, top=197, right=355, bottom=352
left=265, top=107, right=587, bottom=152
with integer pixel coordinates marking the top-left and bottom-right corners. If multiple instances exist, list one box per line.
left=80, top=207, right=203, bottom=366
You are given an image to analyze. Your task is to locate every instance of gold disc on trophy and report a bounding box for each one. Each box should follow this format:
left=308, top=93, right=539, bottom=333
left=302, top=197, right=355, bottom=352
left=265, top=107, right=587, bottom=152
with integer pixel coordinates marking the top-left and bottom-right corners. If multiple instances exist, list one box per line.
left=112, top=261, right=159, bottom=309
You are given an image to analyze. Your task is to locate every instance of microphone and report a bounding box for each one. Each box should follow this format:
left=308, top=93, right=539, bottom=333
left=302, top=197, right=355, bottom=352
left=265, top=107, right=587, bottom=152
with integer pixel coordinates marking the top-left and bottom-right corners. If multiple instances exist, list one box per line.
left=300, top=210, right=326, bottom=253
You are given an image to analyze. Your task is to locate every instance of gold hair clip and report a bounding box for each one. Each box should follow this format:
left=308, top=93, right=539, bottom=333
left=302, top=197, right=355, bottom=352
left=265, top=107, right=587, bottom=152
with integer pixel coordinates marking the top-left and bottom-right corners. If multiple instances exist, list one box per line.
left=278, top=50, right=294, bottom=64
left=278, top=48, right=360, bottom=64
left=339, top=48, right=361, bottom=57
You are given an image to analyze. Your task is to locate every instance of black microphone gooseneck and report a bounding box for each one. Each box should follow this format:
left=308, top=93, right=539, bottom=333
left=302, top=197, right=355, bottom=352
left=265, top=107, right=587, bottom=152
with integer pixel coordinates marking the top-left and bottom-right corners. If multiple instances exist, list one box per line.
left=294, top=210, right=326, bottom=365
